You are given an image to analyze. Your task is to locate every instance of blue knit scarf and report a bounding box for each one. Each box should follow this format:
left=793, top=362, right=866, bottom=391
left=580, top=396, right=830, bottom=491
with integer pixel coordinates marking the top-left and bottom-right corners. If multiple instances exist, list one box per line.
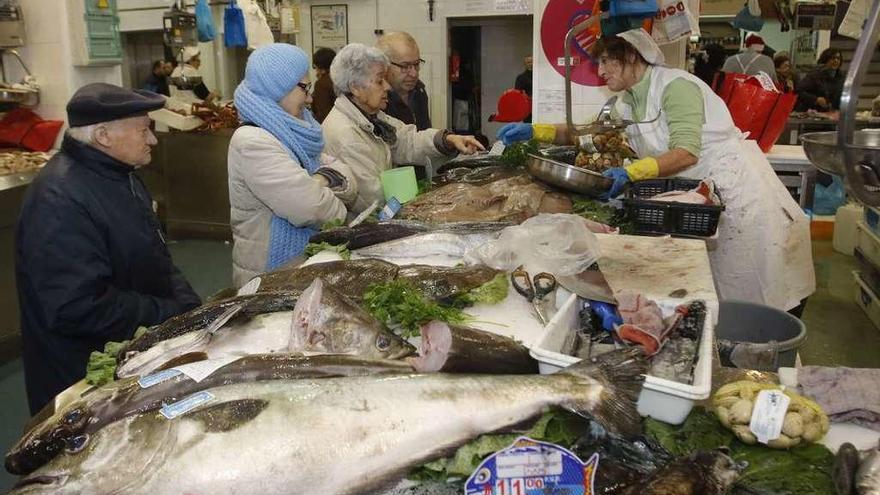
left=234, top=80, right=325, bottom=271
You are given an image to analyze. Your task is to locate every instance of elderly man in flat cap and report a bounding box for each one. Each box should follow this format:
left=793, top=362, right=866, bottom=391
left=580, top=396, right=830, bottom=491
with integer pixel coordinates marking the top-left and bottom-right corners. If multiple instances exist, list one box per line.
left=16, top=83, right=201, bottom=415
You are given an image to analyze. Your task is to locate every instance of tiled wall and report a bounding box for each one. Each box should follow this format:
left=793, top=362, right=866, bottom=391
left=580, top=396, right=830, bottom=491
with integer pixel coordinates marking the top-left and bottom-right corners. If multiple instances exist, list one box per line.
left=4, top=0, right=123, bottom=140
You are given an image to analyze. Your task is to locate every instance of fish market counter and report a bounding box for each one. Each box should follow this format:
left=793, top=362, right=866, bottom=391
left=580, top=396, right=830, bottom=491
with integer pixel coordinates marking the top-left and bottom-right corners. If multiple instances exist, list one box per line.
left=0, top=170, right=38, bottom=361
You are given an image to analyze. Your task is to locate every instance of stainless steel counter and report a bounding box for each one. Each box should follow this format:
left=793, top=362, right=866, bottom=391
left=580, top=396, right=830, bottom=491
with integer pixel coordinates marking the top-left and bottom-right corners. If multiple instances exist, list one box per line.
left=0, top=170, right=38, bottom=361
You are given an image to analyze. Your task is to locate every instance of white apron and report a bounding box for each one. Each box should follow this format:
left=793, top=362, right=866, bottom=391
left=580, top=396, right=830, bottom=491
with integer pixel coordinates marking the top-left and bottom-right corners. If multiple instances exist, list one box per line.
left=169, top=64, right=203, bottom=105
left=618, top=66, right=815, bottom=311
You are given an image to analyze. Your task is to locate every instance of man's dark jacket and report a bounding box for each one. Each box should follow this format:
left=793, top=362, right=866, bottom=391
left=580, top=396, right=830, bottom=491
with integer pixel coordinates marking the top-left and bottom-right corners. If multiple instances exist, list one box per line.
left=143, top=72, right=170, bottom=97
left=385, top=80, right=431, bottom=131
left=16, top=135, right=201, bottom=414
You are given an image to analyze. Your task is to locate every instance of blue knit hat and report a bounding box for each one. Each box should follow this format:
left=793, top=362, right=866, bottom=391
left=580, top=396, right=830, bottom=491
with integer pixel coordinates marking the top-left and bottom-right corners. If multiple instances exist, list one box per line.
left=244, top=43, right=310, bottom=102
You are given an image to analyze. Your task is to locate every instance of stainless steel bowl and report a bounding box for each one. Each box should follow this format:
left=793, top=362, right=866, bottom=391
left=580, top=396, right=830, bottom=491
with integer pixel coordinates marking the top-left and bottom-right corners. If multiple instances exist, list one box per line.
left=525, top=153, right=612, bottom=196
left=801, top=130, right=880, bottom=176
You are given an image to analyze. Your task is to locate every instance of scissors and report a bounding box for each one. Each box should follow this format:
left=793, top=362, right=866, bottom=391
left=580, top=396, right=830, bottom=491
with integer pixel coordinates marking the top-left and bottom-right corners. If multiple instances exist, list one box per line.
left=511, top=266, right=558, bottom=325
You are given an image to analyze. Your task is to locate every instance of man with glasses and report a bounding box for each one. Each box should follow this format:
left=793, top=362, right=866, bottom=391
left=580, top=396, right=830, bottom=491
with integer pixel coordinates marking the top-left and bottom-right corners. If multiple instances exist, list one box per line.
left=377, top=32, right=432, bottom=130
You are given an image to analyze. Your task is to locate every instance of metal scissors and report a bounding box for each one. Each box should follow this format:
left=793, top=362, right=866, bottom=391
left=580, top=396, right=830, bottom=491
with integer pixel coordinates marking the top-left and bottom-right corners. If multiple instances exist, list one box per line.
left=511, top=266, right=558, bottom=325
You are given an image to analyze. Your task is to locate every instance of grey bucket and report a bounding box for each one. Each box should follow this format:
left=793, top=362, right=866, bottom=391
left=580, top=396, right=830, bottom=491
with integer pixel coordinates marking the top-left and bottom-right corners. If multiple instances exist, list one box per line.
left=716, top=300, right=807, bottom=371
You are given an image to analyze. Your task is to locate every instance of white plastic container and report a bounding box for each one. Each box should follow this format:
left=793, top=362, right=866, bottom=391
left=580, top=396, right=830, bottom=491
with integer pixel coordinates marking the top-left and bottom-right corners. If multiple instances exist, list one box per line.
left=853, top=271, right=880, bottom=331
left=834, top=203, right=864, bottom=255
left=529, top=298, right=714, bottom=425
left=856, top=221, right=880, bottom=268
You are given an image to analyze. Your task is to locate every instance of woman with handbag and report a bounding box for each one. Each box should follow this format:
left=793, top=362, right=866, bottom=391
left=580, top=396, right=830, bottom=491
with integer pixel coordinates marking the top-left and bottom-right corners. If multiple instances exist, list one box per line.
left=496, top=29, right=815, bottom=315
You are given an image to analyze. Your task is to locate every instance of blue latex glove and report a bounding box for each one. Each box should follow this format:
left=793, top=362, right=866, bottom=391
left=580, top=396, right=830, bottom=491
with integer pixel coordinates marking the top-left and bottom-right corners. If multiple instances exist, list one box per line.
left=601, top=167, right=630, bottom=201
left=588, top=300, right=623, bottom=331
left=496, top=123, right=533, bottom=145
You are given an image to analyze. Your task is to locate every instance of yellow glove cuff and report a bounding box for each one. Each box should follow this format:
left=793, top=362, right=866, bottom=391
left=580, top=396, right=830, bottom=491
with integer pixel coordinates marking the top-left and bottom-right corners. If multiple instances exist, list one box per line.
left=532, top=124, right=557, bottom=143
left=624, top=157, right=660, bottom=181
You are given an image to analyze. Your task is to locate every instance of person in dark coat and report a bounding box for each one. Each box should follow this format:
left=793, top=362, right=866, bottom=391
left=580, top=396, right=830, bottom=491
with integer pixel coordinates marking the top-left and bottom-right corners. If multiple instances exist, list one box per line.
left=16, top=83, right=201, bottom=415
left=143, top=59, right=172, bottom=96
left=311, top=47, right=337, bottom=123
left=795, top=48, right=845, bottom=112
left=514, top=55, right=533, bottom=97
left=377, top=32, right=432, bottom=130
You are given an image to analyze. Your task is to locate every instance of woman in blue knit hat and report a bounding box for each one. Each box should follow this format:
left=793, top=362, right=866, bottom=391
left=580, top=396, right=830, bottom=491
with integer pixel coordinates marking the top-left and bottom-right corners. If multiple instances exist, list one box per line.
left=228, top=43, right=358, bottom=287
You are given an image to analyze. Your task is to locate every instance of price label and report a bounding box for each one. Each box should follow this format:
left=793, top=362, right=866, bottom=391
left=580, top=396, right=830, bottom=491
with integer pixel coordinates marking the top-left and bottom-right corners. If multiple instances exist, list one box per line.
left=378, top=197, right=402, bottom=221
left=464, top=437, right=598, bottom=495
left=749, top=389, right=791, bottom=444
left=160, top=391, right=214, bottom=420
left=137, top=369, right=182, bottom=389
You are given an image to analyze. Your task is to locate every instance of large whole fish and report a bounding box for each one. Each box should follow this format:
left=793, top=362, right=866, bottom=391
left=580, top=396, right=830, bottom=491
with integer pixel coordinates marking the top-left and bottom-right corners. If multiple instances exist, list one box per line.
left=407, top=321, right=537, bottom=374
left=310, top=220, right=512, bottom=250
left=257, top=258, right=400, bottom=296
left=9, top=348, right=646, bottom=495
left=399, top=174, right=572, bottom=223
left=354, top=231, right=501, bottom=261
left=6, top=355, right=413, bottom=476
left=116, top=280, right=413, bottom=379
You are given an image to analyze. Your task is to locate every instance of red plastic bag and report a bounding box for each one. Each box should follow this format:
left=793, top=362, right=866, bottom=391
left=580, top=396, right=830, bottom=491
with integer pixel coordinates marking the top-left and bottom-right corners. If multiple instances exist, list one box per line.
left=727, top=77, right=779, bottom=139
left=0, top=108, right=41, bottom=147
left=716, top=72, right=750, bottom=102
left=756, top=92, right=798, bottom=152
left=21, top=120, right=64, bottom=152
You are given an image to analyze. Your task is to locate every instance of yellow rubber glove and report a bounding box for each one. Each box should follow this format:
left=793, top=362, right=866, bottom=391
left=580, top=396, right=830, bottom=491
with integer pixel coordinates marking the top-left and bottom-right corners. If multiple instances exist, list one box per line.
left=532, top=124, right=557, bottom=143
left=624, top=157, right=660, bottom=181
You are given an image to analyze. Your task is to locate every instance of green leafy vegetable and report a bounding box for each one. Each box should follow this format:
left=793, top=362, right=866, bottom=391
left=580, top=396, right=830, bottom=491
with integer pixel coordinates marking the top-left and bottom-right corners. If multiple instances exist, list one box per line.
left=409, top=410, right=587, bottom=481
left=362, top=280, right=471, bottom=338
left=304, top=242, right=351, bottom=260
left=571, top=196, right=636, bottom=234
left=417, top=179, right=433, bottom=195
left=645, top=407, right=836, bottom=495
left=320, top=218, right=345, bottom=231
left=85, top=340, right=129, bottom=387
left=454, top=273, right=509, bottom=307
left=499, top=139, right=539, bottom=168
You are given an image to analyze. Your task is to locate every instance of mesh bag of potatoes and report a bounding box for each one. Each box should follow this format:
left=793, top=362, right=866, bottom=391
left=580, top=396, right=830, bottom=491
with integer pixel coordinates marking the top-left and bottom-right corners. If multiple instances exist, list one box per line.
left=712, top=380, right=829, bottom=449
left=575, top=130, right=636, bottom=173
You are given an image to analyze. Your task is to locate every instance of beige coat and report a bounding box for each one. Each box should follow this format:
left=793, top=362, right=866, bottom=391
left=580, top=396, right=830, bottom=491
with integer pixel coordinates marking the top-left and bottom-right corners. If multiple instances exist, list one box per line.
left=227, top=126, right=356, bottom=287
left=322, top=95, right=450, bottom=214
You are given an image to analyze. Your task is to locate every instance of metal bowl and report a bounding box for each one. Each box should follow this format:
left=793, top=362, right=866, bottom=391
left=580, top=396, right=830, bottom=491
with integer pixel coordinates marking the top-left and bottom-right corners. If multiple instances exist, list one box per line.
left=525, top=153, right=612, bottom=196
left=0, top=88, right=38, bottom=106
left=801, top=130, right=880, bottom=176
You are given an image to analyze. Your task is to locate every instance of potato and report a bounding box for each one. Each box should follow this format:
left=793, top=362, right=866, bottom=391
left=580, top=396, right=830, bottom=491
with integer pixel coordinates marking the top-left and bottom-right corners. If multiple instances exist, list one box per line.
left=767, top=433, right=801, bottom=449
left=802, top=422, right=824, bottom=443
left=731, top=425, right=757, bottom=444
left=730, top=399, right=754, bottom=424
left=716, top=406, right=731, bottom=428
left=714, top=395, right=740, bottom=409
left=782, top=411, right=804, bottom=438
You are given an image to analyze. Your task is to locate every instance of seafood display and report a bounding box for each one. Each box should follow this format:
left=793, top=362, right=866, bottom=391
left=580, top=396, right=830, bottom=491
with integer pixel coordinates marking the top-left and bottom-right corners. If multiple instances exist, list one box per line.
left=575, top=130, right=636, bottom=173
left=407, top=321, right=537, bottom=374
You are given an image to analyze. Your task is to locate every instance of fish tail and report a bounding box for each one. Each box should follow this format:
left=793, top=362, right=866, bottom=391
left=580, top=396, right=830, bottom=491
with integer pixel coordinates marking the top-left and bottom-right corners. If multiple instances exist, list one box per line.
left=560, top=347, right=646, bottom=436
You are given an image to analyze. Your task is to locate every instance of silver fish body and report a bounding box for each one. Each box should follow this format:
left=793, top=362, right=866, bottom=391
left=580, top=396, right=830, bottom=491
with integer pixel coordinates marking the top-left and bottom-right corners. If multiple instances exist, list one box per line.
left=858, top=443, right=880, bottom=495
left=353, top=231, right=501, bottom=261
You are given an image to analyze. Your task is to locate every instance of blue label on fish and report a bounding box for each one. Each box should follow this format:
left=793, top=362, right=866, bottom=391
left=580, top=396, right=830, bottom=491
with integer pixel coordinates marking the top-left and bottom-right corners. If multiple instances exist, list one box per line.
left=160, top=391, right=214, bottom=420
left=137, top=369, right=182, bottom=389
left=464, top=436, right=598, bottom=495
left=378, top=197, right=402, bottom=221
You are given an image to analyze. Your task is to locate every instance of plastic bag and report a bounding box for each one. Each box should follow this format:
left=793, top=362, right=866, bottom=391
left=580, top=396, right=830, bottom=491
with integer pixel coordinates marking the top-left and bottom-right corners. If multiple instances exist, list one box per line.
left=196, top=0, right=215, bottom=42
left=651, top=0, right=700, bottom=44
left=224, top=0, right=248, bottom=48
left=238, top=0, right=275, bottom=50
left=463, top=214, right=601, bottom=276
left=732, top=5, right=765, bottom=31
left=813, top=175, right=846, bottom=215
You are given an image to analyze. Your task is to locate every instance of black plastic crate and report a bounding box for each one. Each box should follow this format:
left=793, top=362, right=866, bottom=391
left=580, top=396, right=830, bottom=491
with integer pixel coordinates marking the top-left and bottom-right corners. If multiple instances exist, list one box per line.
left=622, top=178, right=725, bottom=237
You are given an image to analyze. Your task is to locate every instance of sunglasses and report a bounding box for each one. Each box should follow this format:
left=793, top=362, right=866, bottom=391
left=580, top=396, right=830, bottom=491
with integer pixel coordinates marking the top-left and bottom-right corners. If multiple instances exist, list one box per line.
left=297, top=82, right=313, bottom=95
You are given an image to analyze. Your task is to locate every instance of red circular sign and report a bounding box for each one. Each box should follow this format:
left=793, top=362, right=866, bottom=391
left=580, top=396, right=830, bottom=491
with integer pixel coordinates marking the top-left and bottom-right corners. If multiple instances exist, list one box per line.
left=540, top=0, right=605, bottom=87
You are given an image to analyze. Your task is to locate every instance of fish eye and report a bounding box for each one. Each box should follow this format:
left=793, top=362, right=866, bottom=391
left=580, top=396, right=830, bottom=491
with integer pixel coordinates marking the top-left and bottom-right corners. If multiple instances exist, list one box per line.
left=376, top=334, right=391, bottom=351
left=65, top=434, right=89, bottom=454
left=63, top=409, right=83, bottom=426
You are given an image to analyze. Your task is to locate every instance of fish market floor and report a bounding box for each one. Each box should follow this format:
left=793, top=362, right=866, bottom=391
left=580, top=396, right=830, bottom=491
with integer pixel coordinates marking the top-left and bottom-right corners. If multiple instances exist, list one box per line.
left=0, top=238, right=877, bottom=491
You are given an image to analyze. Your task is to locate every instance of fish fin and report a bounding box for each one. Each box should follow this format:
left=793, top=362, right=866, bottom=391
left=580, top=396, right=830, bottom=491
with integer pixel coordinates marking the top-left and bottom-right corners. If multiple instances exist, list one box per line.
left=187, top=399, right=269, bottom=433
left=290, top=278, right=324, bottom=351
left=560, top=347, right=646, bottom=436
left=154, top=352, right=209, bottom=372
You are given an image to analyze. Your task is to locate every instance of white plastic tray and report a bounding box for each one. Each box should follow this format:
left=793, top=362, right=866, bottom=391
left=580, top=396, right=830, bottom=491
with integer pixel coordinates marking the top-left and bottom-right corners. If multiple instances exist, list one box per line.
left=529, top=298, right=714, bottom=425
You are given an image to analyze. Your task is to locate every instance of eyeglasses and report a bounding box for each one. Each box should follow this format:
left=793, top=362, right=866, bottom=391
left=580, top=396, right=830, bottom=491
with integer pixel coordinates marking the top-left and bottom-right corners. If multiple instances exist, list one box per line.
left=390, top=59, right=425, bottom=72
left=297, top=82, right=313, bottom=95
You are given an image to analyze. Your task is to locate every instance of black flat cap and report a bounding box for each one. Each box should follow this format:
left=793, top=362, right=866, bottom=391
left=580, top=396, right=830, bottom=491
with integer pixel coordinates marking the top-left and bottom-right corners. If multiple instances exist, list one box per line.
left=66, top=83, right=166, bottom=127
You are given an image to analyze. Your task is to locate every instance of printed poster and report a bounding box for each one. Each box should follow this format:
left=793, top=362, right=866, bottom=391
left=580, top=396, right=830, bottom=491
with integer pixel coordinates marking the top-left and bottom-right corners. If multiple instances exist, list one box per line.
left=311, top=4, right=348, bottom=52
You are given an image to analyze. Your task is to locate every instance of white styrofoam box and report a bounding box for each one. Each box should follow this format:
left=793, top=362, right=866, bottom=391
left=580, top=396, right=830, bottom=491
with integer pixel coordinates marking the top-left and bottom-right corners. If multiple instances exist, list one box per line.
left=530, top=298, right=714, bottom=425
left=856, top=221, right=880, bottom=269
left=853, top=271, right=880, bottom=331
left=863, top=205, right=880, bottom=238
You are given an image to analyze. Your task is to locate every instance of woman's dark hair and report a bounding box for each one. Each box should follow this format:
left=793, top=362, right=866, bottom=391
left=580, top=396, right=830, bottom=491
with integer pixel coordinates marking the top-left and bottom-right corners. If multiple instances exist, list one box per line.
left=313, top=47, right=337, bottom=71
left=588, top=36, right=648, bottom=67
left=151, top=60, right=165, bottom=72
left=817, top=48, right=842, bottom=65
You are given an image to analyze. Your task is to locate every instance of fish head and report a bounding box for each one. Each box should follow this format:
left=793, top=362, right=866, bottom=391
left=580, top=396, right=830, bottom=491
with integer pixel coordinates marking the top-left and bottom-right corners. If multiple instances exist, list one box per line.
left=694, top=450, right=743, bottom=491
left=5, top=400, right=94, bottom=476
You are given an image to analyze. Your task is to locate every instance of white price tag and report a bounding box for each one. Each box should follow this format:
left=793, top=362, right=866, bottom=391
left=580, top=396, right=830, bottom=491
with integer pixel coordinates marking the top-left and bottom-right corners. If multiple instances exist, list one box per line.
left=171, top=356, right=241, bottom=383
left=749, top=389, right=791, bottom=444
left=237, top=277, right=261, bottom=296
left=160, top=391, right=214, bottom=420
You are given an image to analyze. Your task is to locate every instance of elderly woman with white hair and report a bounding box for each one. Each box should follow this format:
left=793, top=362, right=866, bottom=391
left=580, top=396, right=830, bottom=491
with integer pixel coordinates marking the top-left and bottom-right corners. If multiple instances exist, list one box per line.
left=322, top=43, right=484, bottom=214
left=169, top=46, right=219, bottom=105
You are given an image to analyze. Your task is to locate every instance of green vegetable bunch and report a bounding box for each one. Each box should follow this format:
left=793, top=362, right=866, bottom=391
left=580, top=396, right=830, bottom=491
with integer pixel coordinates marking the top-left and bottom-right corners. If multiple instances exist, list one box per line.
left=499, top=139, right=539, bottom=168
left=362, top=280, right=471, bottom=338
left=453, top=273, right=509, bottom=307
left=85, top=327, right=148, bottom=387
left=304, top=242, right=351, bottom=260
left=571, top=196, right=636, bottom=234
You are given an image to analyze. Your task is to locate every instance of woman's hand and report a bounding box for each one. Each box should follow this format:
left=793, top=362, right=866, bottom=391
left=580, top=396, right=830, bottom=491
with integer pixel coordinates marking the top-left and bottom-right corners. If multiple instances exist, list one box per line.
left=445, top=134, right=486, bottom=155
